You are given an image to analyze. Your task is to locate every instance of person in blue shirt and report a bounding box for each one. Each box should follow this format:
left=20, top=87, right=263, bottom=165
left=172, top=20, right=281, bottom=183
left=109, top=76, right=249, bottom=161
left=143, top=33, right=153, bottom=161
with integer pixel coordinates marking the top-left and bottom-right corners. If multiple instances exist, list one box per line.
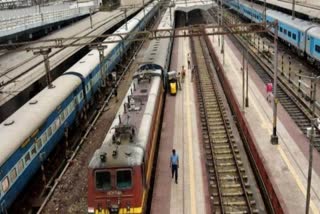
left=170, top=149, right=179, bottom=184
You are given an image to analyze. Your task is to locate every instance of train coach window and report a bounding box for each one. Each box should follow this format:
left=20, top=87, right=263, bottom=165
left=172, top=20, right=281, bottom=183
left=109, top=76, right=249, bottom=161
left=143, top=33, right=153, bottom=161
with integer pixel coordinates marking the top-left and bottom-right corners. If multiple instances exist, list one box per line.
left=280, top=27, right=283, bottom=32
left=36, top=138, right=42, bottom=151
left=9, top=168, right=17, bottom=183
left=31, top=145, right=37, bottom=158
left=60, top=111, right=65, bottom=122
left=116, top=170, right=132, bottom=189
left=17, top=160, right=24, bottom=174
left=316, top=45, right=320, bottom=53
left=1, top=177, right=9, bottom=193
left=41, top=133, right=47, bottom=145
left=25, top=153, right=31, bottom=164
left=288, top=31, right=292, bottom=37
left=292, top=34, right=296, bottom=40
left=284, top=29, right=287, bottom=34
left=48, top=127, right=52, bottom=138
left=95, top=171, right=111, bottom=190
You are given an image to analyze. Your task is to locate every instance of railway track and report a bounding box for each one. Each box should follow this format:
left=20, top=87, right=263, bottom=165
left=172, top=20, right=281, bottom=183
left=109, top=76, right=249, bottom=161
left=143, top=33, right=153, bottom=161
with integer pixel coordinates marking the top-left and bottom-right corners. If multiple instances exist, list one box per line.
left=0, top=10, right=132, bottom=87
left=208, top=8, right=320, bottom=151
left=191, top=34, right=258, bottom=213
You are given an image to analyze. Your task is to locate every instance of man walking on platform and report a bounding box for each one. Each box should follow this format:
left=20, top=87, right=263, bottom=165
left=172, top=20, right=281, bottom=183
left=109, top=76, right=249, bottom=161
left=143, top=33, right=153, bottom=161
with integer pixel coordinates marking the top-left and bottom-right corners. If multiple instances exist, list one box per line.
left=170, top=149, right=179, bottom=184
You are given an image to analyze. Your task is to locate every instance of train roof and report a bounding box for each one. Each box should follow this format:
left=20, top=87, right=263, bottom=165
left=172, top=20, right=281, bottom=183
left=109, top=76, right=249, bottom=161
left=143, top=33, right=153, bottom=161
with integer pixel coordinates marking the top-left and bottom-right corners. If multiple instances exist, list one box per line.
left=307, top=26, right=320, bottom=39
left=0, top=75, right=81, bottom=166
left=239, top=0, right=265, bottom=13
left=141, top=8, right=173, bottom=70
left=70, top=2, right=158, bottom=78
left=266, top=10, right=317, bottom=32
left=89, top=68, right=162, bottom=169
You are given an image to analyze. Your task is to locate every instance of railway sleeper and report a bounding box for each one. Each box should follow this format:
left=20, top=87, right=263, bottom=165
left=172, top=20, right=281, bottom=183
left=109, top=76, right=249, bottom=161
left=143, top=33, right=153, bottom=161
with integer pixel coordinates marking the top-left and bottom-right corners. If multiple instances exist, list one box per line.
left=212, top=140, right=230, bottom=145
left=217, top=168, right=245, bottom=174
left=222, top=192, right=245, bottom=197
left=207, top=120, right=224, bottom=126
left=214, top=200, right=246, bottom=206
left=215, top=149, right=233, bottom=155
left=212, top=135, right=234, bottom=141
left=215, top=154, right=238, bottom=161
left=206, top=110, right=223, bottom=116
left=217, top=161, right=242, bottom=167
left=210, top=129, right=227, bottom=135
left=215, top=183, right=242, bottom=188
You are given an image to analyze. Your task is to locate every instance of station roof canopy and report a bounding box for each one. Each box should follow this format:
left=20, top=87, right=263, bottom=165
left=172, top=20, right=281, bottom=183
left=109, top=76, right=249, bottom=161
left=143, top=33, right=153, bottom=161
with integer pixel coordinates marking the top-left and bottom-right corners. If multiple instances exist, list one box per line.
left=174, top=0, right=215, bottom=13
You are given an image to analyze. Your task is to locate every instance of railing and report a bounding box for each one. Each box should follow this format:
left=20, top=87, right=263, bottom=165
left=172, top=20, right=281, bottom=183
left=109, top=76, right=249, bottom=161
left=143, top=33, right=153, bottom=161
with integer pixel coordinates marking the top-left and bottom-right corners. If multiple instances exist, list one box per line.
left=0, top=6, right=94, bottom=38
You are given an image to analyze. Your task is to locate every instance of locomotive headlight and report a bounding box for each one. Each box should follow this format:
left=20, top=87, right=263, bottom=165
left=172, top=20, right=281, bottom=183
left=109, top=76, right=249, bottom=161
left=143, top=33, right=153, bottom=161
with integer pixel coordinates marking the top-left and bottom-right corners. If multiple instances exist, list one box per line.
left=87, top=207, right=94, bottom=214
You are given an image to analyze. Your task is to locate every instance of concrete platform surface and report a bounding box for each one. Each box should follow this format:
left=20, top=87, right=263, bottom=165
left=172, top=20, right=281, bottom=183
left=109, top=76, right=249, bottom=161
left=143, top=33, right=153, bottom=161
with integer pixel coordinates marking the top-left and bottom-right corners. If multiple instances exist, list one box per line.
left=151, top=33, right=210, bottom=214
left=208, top=32, right=320, bottom=213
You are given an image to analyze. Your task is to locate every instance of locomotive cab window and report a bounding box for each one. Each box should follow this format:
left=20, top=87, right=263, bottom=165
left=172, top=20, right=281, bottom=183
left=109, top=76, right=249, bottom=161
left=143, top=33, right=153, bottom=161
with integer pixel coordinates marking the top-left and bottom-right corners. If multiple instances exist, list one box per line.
left=95, top=171, right=111, bottom=190
left=116, top=170, right=132, bottom=189
left=316, top=45, right=320, bottom=53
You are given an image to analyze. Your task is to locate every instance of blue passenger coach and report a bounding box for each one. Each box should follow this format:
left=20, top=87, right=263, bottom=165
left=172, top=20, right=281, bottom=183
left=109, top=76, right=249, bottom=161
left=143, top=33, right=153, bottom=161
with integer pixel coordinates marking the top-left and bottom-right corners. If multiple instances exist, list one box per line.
left=0, top=2, right=159, bottom=213
left=306, top=28, right=320, bottom=63
left=225, top=0, right=320, bottom=65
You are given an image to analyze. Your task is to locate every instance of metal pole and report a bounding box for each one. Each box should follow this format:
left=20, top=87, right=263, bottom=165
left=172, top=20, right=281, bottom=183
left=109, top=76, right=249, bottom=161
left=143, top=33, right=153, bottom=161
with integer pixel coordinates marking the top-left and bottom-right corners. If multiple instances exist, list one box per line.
left=242, top=49, right=245, bottom=111
left=124, top=8, right=128, bottom=30
left=245, top=50, right=249, bottom=107
left=90, top=8, right=93, bottom=29
left=221, top=0, right=225, bottom=65
left=43, top=52, right=53, bottom=88
left=33, top=48, right=54, bottom=88
left=306, top=78, right=316, bottom=214
left=292, top=0, right=296, bottom=20
left=143, top=0, right=145, bottom=17
left=271, top=21, right=279, bottom=144
left=169, top=5, right=172, bottom=22
left=97, top=46, right=106, bottom=87
left=218, top=0, right=221, bottom=46
left=77, top=0, right=80, bottom=14
left=264, top=0, right=266, bottom=23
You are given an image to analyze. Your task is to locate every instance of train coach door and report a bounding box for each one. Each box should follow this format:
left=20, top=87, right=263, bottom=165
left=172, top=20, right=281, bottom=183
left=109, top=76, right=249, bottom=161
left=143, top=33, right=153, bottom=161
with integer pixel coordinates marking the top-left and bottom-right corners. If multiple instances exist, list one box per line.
left=1, top=200, right=8, bottom=214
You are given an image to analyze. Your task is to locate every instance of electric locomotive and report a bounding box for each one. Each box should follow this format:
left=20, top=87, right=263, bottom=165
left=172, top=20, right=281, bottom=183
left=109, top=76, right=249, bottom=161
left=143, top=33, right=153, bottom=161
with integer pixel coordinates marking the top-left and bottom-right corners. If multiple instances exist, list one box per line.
left=87, top=7, right=174, bottom=214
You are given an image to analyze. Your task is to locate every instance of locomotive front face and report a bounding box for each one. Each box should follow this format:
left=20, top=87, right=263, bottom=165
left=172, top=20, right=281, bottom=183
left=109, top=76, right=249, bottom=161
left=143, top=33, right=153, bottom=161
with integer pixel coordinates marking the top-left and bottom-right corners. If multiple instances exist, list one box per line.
left=88, top=166, right=144, bottom=214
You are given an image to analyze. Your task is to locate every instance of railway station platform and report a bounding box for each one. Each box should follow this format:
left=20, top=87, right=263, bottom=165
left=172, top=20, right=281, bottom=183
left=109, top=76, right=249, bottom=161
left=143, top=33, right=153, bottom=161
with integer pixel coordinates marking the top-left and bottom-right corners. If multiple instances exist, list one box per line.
left=151, top=33, right=210, bottom=214
left=208, top=33, right=320, bottom=213
left=0, top=2, right=94, bottom=42
left=253, top=0, right=320, bottom=19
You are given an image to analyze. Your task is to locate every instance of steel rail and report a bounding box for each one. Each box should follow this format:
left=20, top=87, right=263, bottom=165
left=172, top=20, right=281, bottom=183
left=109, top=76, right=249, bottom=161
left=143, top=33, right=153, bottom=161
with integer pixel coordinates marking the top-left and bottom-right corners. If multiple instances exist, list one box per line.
left=216, top=8, right=320, bottom=150
left=198, top=34, right=253, bottom=213
left=192, top=33, right=255, bottom=213
left=0, top=11, right=126, bottom=78
left=190, top=35, right=224, bottom=213
left=0, top=11, right=132, bottom=88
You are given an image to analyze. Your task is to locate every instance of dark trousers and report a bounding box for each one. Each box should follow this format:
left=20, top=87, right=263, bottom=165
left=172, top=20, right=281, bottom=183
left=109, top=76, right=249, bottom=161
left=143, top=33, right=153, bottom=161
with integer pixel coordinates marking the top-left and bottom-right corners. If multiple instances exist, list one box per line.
left=171, top=164, right=178, bottom=182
